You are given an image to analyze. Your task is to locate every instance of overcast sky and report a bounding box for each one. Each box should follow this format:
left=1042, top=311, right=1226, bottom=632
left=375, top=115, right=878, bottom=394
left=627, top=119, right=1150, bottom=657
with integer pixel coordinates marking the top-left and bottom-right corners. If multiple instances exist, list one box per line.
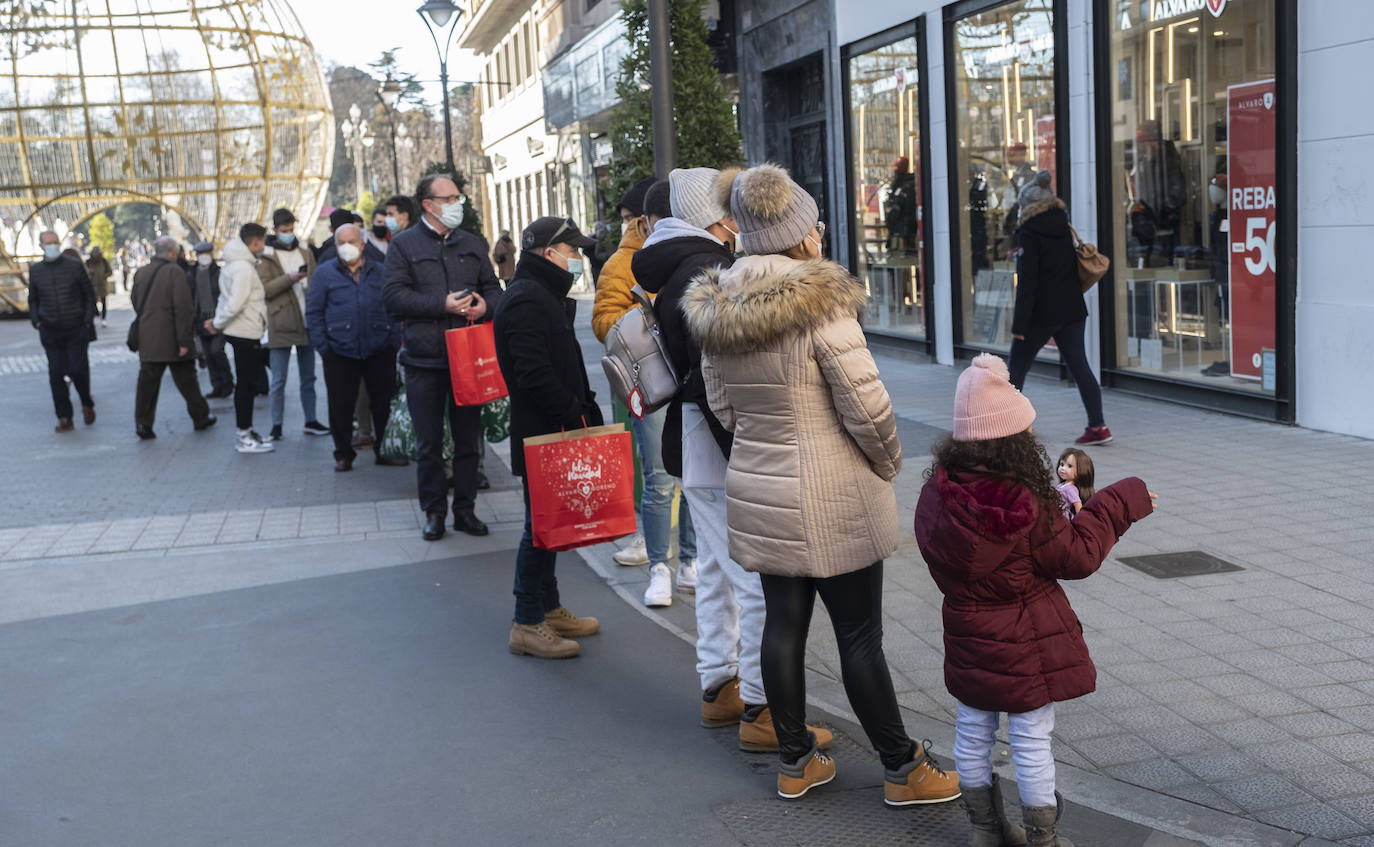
left=287, top=0, right=483, bottom=109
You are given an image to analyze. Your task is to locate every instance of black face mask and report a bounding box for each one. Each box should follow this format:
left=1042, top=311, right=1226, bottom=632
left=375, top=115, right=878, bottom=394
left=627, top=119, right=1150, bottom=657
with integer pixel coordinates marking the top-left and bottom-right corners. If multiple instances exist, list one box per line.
left=372, top=224, right=390, bottom=239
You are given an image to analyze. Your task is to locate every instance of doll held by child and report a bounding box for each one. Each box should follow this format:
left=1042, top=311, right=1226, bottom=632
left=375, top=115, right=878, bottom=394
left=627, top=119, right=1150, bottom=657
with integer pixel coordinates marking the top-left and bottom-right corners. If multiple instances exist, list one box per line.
left=914, top=354, right=1155, bottom=847
left=1055, top=448, right=1095, bottom=518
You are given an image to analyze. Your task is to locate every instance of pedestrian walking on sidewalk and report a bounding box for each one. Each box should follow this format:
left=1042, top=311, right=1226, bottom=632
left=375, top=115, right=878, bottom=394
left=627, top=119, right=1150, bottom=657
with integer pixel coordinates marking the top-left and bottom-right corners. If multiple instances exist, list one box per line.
left=915, top=353, right=1156, bottom=846
left=383, top=174, right=503, bottom=541
left=306, top=224, right=405, bottom=473
left=493, top=216, right=604, bottom=660
left=209, top=223, right=273, bottom=454
left=28, top=230, right=97, bottom=432
left=130, top=237, right=215, bottom=439
left=260, top=208, right=327, bottom=441
left=1007, top=171, right=1112, bottom=446
left=684, top=162, right=960, bottom=806
left=85, top=247, right=112, bottom=328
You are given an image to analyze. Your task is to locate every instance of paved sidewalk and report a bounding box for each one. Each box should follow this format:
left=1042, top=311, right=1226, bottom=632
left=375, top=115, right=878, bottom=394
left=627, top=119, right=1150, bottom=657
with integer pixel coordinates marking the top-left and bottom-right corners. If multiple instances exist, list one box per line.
left=564, top=293, right=1374, bottom=846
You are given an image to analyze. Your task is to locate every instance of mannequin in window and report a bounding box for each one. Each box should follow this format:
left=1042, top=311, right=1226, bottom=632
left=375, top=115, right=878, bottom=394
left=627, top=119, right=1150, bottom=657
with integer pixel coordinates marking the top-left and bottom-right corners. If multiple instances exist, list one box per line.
left=1128, top=120, right=1186, bottom=267
left=884, top=156, right=918, bottom=255
left=969, top=167, right=990, bottom=272
left=1202, top=170, right=1231, bottom=377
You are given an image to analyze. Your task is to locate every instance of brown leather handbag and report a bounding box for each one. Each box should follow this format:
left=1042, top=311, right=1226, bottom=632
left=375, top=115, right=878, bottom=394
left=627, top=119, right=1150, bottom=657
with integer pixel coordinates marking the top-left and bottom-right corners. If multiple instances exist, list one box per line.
left=1068, top=223, right=1110, bottom=292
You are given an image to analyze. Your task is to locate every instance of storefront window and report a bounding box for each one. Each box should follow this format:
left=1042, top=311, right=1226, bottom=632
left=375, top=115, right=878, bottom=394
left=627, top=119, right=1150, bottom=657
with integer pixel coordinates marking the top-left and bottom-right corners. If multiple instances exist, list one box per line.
left=847, top=34, right=926, bottom=339
left=950, top=0, right=1058, bottom=352
left=1107, top=0, right=1276, bottom=394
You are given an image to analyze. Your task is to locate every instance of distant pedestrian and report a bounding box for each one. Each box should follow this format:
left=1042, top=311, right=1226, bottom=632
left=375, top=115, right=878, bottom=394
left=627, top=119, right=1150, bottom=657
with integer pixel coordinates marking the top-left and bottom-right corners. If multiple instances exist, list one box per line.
left=314, top=207, right=355, bottom=264
left=492, top=216, right=604, bottom=659
left=684, top=163, right=959, bottom=806
left=208, top=223, right=273, bottom=454
left=188, top=242, right=233, bottom=398
left=491, top=230, right=515, bottom=282
left=130, top=237, right=216, bottom=439
left=260, top=208, right=327, bottom=440
left=383, top=195, right=415, bottom=237
left=383, top=174, right=503, bottom=541
left=1008, top=170, right=1111, bottom=446
left=915, top=354, right=1155, bottom=846
left=85, top=246, right=112, bottom=328
left=366, top=210, right=391, bottom=258
left=306, top=223, right=405, bottom=473
left=28, top=230, right=97, bottom=432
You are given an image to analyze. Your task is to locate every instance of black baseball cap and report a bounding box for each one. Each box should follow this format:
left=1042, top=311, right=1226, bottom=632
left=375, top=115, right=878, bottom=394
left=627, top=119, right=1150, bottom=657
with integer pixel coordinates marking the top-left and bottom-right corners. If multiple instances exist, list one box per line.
left=522, top=216, right=596, bottom=252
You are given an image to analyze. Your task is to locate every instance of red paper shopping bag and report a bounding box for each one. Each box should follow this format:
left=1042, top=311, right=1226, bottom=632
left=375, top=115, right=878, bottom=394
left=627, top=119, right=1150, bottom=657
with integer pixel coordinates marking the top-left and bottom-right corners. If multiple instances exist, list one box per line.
left=445, top=322, right=509, bottom=406
left=524, top=424, right=637, bottom=551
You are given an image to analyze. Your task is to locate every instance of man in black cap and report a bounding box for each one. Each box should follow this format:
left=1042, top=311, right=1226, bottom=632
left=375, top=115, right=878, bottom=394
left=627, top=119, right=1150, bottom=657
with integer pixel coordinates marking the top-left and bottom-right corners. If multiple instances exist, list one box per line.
left=591, top=176, right=655, bottom=342
left=187, top=241, right=233, bottom=397
left=383, top=173, right=504, bottom=541
left=493, top=216, right=604, bottom=660
left=315, top=207, right=356, bottom=264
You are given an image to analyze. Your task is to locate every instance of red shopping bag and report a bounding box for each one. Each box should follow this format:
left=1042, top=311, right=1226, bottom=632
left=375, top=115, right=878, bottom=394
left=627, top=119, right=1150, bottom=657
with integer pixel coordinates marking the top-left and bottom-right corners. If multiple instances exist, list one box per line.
left=524, top=423, right=637, bottom=551
left=445, top=322, right=509, bottom=406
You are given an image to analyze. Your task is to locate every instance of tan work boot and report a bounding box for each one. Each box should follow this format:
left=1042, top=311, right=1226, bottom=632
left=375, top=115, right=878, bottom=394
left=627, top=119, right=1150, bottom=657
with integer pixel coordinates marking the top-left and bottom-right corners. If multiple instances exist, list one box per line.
left=777, top=743, right=836, bottom=800
left=701, top=677, right=745, bottom=728
left=509, top=620, right=579, bottom=659
left=544, top=606, right=599, bottom=637
left=55, top=417, right=74, bottom=432
left=884, top=739, right=962, bottom=806
left=739, top=706, right=834, bottom=752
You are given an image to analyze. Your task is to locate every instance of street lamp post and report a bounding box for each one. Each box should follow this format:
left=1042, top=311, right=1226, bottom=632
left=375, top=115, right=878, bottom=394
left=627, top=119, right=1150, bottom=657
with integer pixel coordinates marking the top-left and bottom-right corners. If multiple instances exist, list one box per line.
left=417, top=0, right=464, bottom=172
left=379, top=75, right=403, bottom=193
left=339, top=102, right=374, bottom=203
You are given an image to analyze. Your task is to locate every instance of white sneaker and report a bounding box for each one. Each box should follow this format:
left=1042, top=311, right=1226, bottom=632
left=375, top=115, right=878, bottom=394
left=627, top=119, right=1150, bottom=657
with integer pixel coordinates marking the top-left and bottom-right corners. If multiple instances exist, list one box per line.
left=235, top=429, right=275, bottom=454
left=644, top=563, right=672, bottom=607
left=613, top=533, right=649, bottom=566
left=676, top=558, right=697, bottom=594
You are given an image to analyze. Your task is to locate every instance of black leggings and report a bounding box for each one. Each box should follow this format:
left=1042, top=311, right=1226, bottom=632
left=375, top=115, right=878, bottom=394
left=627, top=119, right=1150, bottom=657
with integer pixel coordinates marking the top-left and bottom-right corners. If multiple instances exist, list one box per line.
left=1007, top=318, right=1105, bottom=428
left=760, top=562, right=914, bottom=770
left=226, top=335, right=263, bottom=430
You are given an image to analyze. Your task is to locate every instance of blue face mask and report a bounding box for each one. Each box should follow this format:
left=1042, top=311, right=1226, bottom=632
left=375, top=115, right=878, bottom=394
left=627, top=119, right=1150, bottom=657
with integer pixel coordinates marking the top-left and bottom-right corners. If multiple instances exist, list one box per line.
left=42, top=244, right=61, bottom=261
left=277, top=232, right=296, bottom=246
left=385, top=216, right=400, bottom=234
left=565, top=257, right=584, bottom=281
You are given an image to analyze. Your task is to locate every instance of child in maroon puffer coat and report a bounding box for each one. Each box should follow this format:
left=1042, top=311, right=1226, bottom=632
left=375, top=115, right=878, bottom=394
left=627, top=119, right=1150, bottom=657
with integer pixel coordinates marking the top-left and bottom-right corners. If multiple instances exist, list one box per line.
left=915, top=354, right=1155, bottom=847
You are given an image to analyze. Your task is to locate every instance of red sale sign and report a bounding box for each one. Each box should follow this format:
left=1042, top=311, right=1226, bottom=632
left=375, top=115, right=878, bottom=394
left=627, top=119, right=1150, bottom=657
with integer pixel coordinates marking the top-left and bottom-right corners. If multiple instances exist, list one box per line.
left=1227, top=79, right=1276, bottom=381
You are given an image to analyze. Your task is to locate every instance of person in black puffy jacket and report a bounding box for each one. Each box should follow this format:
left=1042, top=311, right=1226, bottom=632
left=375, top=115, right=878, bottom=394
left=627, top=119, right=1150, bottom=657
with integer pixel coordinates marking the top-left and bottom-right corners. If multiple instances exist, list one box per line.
left=28, top=230, right=97, bottom=430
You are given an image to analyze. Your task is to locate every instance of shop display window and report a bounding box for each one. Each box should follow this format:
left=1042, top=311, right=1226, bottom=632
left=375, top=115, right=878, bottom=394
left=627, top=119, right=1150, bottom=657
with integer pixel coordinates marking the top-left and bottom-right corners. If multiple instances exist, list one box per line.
left=1106, top=0, right=1276, bottom=394
left=846, top=33, right=927, bottom=340
left=949, top=0, right=1059, bottom=354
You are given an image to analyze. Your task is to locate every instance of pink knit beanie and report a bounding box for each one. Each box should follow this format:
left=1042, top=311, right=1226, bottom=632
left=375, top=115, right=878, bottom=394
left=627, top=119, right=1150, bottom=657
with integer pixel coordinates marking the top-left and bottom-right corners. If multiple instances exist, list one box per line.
left=953, top=354, right=1037, bottom=441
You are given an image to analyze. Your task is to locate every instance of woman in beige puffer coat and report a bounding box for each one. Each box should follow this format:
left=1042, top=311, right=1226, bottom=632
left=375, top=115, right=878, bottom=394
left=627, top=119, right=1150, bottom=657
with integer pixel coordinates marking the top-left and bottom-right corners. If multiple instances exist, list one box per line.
left=682, top=163, right=960, bottom=806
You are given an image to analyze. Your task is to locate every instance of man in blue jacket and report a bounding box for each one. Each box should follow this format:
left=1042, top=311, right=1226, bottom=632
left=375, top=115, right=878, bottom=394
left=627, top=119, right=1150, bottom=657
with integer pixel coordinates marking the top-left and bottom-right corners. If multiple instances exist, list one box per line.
left=308, top=224, right=407, bottom=472
left=383, top=174, right=504, bottom=540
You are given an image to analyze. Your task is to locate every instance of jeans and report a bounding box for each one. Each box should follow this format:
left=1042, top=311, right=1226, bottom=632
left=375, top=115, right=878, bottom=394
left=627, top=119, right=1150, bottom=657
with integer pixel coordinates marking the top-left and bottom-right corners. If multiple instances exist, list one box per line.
left=226, top=335, right=264, bottom=430
left=513, top=479, right=560, bottom=625
left=405, top=365, right=481, bottom=518
left=760, top=562, right=913, bottom=770
left=1008, top=319, right=1105, bottom=428
left=268, top=345, right=317, bottom=428
left=955, top=701, right=1057, bottom=807
left=321, top=348, right=396, bottom=461
left=134, top=360, right=210, bottom=429
left=38, top=324, right=93, bottom=419
left=630, top=407, right=696, bottom=564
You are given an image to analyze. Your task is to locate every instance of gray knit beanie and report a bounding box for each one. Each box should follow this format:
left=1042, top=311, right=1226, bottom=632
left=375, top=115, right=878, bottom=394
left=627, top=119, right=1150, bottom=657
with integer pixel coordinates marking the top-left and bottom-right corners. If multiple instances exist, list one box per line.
left=728, top=163, right=819, bottom=255
left=1017, top=169, right=1055, bottom=210
left=669, top=167, right=729, bottom=230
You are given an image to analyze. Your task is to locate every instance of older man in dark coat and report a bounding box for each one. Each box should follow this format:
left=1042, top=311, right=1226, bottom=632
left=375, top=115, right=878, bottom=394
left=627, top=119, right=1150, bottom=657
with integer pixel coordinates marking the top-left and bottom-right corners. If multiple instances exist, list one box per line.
left=28, top=230, right=96, bottom=431
left=131, top=237, right=215, bottom=439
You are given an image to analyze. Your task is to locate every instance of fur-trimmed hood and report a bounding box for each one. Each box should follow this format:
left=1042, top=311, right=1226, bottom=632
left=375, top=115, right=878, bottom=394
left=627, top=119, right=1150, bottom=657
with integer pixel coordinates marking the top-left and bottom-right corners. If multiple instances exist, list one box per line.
left=682, top=255, right=867, bottom=354
left=1017, top=196, right=1067, bottom=228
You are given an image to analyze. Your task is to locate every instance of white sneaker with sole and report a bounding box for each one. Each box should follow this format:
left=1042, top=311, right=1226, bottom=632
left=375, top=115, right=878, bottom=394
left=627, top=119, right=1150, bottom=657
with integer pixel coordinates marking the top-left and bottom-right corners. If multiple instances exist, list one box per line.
left=676, top=558, right=697, bottom=594
left=235, top=429, right=275, bottom=454
left=613, top=533, right=649, bottom=566
left=644, top=563, right=672, bottom=607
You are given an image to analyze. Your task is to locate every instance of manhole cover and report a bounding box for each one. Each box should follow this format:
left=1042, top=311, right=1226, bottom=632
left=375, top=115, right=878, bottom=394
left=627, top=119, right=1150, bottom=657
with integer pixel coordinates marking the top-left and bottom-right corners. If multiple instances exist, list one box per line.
left=1118, top=551, right=1243, bottom=579
left=716, top=786, right=970, bottom=846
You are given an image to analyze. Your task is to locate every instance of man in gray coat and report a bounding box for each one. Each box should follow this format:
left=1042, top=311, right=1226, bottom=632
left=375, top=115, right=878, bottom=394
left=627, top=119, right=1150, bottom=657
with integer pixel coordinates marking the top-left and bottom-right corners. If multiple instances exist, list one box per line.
left=131, top=237, right=215, bottom=439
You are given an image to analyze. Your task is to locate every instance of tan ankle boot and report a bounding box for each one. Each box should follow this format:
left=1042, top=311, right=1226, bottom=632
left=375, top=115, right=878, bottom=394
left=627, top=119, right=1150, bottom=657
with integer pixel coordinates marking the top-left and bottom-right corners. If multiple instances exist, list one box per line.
left=701, top=677, right=744, bottom=728
left=544, top=606, right=599, bottom=637
left=509, top=620, right=579, bottom=659
left=739, top=706, right=834, bottom=752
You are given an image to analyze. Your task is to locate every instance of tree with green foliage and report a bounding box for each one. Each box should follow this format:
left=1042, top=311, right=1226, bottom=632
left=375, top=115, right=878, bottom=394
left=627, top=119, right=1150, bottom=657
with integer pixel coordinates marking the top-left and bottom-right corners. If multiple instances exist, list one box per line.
left=607, top=0, right=742, bottom=214
left=418, top=159, right=484, bottom=239
left=87, top=212, right=114, bottom=256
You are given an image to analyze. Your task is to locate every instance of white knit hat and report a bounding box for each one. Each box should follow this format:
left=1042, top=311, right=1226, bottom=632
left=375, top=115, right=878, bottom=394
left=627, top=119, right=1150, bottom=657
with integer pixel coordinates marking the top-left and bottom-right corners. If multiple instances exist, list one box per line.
left=669, top=167, right=730, bottom=230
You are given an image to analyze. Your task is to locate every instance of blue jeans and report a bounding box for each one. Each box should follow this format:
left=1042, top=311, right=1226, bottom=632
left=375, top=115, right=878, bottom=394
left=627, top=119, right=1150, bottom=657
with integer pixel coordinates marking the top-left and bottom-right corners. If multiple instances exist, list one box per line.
left=513, top=479, right=560, bottom=625
left=268, top=345, right=317, bottom=428
left=955, top=701, right=1057, bottom=807
left=630, top=407, right=696, bottom=564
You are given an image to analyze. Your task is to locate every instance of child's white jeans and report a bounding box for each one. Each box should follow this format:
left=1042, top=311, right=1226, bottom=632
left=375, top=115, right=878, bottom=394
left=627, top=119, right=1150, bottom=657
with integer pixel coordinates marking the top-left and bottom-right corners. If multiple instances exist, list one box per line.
left=954, top=700, right=1057, bottom=807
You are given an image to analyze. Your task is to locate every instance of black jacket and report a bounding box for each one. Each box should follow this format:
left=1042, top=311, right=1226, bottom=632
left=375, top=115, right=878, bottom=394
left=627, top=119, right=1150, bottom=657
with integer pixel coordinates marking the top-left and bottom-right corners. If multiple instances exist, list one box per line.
left=186, top=262, right=222, bottom=336
left=493, top=252, right=604, bottom=477
left=28, top=254, right=95, bottom=331
left=383, top=220, right=503, bottom=369
left=631, top=231, right=734, bottom=476
left=1012, top=198, right=1087, bottom=336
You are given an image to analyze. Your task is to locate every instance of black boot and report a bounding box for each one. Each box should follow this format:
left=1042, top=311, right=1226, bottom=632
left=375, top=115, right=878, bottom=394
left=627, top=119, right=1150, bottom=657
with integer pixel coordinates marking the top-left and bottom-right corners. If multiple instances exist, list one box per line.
left=422, top=513, right=445, bottom=541
left=1021, top=793, right=1074, bottom=847
left=961, top=773, right=1027, bottom=846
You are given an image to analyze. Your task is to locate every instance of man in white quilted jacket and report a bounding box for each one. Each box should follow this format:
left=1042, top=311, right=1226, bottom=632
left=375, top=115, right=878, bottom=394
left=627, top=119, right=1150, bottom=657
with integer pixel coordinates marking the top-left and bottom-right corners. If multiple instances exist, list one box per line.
left=207, top=222, right=273, bottom=454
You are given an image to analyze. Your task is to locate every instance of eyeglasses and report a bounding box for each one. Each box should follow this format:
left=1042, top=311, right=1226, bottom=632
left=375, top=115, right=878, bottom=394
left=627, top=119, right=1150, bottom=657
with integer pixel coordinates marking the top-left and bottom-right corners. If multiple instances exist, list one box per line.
left=426, top=193, right=462, bottom=204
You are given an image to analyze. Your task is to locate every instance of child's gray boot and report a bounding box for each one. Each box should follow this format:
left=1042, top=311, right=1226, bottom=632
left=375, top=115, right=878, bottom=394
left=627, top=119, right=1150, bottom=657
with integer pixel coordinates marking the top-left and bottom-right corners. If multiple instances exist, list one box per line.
left=960, top=773, right=1028, bottom=846
left=1021, top=792, right=1075, bottom=847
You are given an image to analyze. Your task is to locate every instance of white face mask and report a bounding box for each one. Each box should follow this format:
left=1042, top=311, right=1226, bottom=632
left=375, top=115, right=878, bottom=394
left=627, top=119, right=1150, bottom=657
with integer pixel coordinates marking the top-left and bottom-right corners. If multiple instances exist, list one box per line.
left=438, top=199, right=466, bottom=229
left=42, top=244, right=61, bottom=261
left=197, top=254, right=212, bottom=267
left=337, top=242, right=362, bottom=264
left=564, top=257, right=584, bottom=281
